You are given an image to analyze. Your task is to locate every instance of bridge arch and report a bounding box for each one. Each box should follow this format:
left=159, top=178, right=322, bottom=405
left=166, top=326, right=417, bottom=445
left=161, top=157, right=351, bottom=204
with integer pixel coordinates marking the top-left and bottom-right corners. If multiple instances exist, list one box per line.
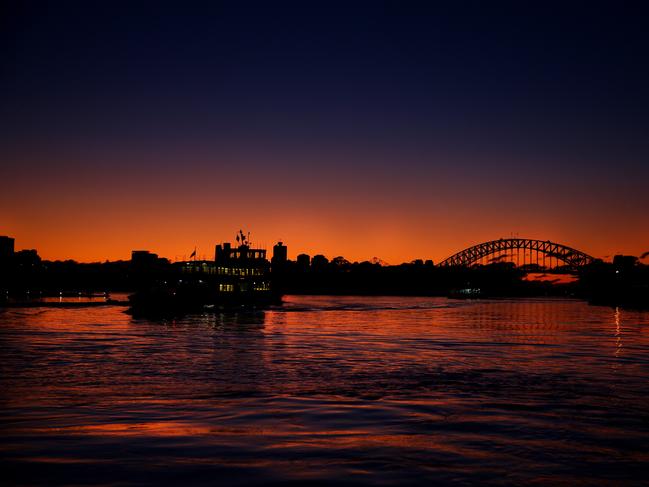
left=438, top=238, right=594, bottom=269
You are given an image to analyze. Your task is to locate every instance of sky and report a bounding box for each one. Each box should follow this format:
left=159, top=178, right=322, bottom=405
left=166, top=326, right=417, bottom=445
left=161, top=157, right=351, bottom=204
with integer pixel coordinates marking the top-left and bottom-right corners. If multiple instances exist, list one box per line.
left=1, top=1, right=648, bottom=263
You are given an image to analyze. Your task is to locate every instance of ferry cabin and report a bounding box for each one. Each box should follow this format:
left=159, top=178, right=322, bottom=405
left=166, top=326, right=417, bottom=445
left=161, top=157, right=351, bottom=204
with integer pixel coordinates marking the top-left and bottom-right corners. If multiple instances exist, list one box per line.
left=179, top=242, right=271, bottom=294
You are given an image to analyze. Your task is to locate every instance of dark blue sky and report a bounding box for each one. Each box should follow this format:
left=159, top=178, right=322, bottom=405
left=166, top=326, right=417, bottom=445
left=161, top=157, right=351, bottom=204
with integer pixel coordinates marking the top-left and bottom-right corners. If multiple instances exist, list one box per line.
left=4, top=2, right=648, bottom=149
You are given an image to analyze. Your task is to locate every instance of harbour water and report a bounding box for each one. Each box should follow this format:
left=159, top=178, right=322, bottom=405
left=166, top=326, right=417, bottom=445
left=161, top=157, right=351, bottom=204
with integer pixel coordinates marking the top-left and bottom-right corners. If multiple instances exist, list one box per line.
left=1, top=296, right=648, bottom=485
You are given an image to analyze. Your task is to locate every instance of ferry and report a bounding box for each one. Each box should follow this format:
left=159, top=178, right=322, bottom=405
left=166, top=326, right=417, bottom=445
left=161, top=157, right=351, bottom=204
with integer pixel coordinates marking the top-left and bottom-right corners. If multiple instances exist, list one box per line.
left=129, top=231, right=281, bottom=316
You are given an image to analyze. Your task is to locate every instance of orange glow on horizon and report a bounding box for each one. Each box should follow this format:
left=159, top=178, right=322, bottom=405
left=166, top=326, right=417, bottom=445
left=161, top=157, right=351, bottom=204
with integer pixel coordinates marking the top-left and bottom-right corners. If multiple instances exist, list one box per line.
left=3, top=201, right=648, bottom=264
left=2, top=214, right=647, bottom=265
left=2, top=148, right=648, bottom=264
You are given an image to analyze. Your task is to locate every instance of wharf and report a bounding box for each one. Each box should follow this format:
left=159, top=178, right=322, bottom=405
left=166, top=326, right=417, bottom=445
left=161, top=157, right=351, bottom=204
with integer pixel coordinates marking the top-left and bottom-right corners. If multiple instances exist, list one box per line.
left=1, top=300, right=129, bottom=308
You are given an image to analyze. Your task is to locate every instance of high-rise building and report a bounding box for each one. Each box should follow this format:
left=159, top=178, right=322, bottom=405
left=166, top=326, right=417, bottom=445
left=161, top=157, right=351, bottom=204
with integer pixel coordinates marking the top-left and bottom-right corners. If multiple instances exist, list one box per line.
left=272, top=241, right=288, bottom=266
left=0, top=236, right=15, bottom=262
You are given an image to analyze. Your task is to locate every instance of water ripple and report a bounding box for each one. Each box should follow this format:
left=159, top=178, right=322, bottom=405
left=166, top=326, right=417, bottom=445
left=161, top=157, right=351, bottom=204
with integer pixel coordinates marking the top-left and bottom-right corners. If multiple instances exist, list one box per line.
left=1, top=297, right=648, bottom=485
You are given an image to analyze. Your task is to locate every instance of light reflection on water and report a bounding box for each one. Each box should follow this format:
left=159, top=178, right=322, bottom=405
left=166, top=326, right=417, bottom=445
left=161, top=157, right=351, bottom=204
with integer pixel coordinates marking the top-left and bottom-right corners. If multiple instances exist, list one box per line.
left=1, top=296, right=649, bottom=485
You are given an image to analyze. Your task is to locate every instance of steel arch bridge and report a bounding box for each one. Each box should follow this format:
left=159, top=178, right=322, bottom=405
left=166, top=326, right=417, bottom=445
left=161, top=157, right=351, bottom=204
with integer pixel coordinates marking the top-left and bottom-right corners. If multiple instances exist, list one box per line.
left=438, top=238, right=594, bottom=269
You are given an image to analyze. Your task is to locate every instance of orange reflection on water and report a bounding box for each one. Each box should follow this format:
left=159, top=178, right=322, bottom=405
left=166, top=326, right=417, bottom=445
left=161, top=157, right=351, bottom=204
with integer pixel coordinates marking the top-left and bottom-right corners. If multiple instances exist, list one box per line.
left=2, top=297, right=649, bottom=485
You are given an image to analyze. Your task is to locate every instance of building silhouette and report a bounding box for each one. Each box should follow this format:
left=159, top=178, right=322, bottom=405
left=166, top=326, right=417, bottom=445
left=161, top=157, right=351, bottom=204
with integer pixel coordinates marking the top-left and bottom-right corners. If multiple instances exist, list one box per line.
left=14, top=249, right=41, bottom=267
left=296, top=253, right=311, bottom=269
left=0, top=236, right=15, bottom=262
left=272, top=241, right=288, bottom=267
left=131, top=250, right=160, bottom=267
left=312, top=254, right=329, bottom=269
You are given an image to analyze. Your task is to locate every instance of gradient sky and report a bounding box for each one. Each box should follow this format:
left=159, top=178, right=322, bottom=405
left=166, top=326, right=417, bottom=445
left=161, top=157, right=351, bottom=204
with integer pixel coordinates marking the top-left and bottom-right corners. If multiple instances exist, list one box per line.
left=2, top=1, right=648, bottom=263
